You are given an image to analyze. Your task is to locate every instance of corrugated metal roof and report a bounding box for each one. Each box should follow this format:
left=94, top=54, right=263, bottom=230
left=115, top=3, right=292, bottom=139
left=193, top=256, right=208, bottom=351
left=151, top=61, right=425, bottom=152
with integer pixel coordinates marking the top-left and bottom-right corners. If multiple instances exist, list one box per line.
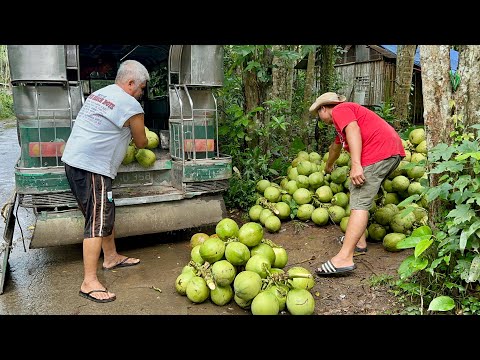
left=380, top=45, right=459, bottom=72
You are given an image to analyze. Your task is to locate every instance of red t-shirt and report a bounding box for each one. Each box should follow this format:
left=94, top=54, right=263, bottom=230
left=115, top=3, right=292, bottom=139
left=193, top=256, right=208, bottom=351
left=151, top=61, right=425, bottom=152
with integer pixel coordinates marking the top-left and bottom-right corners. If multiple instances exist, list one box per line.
left=332, top=102, right=405, bottom=167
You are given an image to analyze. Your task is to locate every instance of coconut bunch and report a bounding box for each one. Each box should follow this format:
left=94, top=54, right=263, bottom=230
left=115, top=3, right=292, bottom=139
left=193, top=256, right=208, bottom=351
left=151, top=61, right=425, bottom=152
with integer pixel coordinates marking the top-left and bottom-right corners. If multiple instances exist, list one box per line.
left=247, top=149, right=353, bottom=233
left=121, top=126, right=159, bottom=168
left=174, top=217, right=316, bottom=315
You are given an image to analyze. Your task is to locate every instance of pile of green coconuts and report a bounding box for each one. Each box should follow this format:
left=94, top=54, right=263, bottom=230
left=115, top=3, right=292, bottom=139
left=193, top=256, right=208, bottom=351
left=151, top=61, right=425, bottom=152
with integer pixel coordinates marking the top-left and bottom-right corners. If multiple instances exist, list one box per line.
left=248, top=127, right=429, bottom=253
left=175, top=217, right=316, bottom=315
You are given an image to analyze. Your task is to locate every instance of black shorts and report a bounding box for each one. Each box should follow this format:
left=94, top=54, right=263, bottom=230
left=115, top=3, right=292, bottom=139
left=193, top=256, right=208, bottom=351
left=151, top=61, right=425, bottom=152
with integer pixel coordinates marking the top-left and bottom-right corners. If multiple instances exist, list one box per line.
left=64, top=163, right=115, bottom=238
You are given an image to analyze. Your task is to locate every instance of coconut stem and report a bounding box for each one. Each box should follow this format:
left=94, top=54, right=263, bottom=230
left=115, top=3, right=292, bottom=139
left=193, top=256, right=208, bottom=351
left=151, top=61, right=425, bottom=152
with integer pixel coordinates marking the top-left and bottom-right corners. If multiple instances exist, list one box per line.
left=188, top=260, right=216, bottom=290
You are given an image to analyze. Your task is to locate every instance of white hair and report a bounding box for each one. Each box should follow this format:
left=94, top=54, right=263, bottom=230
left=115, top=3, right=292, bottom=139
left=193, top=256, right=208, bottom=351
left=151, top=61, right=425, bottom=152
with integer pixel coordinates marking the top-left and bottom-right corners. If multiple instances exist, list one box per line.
left=115, top=59, right=150, bottom=86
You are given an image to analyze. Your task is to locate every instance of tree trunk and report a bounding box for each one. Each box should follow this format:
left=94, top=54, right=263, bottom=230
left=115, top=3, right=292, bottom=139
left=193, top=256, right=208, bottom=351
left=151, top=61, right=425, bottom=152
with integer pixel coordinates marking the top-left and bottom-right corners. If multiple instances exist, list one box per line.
left=419, top=45, right=453, bottom=228
left=318, top=45, right=336, bottom=94
left=271, top=45, right=295, bottom=115
left=301, top=46, right=316, bottom=147
left=242, top=46, right=273, bottom=150
left=393, top=45, right=417, bottom=129
left=452, top=45, right=480, bottom=131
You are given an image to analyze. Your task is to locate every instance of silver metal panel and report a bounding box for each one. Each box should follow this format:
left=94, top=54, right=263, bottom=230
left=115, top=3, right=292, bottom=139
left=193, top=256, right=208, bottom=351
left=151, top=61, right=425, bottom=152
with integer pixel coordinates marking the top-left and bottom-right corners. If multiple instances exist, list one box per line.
left=29, top=194, right=227, bottom=247
left=65, top=45, right=78, bottom=68
left=12, top=85, right=83, bottom=120
left=180, top=45, right=223, bottom=86
left=169, top=87, right=216, bottom=119
left=169, top=45, right=183, bottom=73
left=8, top=45, right=67, bottom=82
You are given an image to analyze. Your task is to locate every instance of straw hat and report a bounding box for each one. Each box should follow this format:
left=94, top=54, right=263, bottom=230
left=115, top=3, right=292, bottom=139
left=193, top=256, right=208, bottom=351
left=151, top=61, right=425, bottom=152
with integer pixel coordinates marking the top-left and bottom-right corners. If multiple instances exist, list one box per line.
left=309, top=92, right=347, bottom=114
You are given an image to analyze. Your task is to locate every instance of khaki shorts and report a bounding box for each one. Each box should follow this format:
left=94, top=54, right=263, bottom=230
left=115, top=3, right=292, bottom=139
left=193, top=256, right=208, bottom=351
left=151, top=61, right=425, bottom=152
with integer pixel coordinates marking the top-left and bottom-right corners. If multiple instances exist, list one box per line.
left=349, top=155, right=402, bottom=210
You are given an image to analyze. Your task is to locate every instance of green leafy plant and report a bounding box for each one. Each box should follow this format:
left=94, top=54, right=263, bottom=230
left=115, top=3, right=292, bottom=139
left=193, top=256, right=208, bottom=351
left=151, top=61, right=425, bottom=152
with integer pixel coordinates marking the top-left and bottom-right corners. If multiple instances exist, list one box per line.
left=392, top=116, right=480, bottom=314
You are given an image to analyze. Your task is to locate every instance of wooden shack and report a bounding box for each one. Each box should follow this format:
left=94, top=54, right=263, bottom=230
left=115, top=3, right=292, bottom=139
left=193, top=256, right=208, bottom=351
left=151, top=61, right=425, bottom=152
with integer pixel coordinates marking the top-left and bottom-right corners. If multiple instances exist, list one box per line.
left=333, top=45, right=424, bottom=124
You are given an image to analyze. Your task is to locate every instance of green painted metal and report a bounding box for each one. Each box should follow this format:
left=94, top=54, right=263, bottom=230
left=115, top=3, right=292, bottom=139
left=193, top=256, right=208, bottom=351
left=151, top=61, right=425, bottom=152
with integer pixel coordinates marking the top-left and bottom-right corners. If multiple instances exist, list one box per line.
left=183, top=161, right=232, bottom=182
left=15, top=171, right=70, bottom=193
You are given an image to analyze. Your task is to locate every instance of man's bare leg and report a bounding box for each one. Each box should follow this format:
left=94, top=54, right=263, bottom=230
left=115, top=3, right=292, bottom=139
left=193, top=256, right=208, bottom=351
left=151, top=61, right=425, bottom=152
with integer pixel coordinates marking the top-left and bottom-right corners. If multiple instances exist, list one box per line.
left=101, top=229, right=140, bottom=269
left=330, top=209, right=369, bottom=268
left=81, top=236, right=115, bottom=300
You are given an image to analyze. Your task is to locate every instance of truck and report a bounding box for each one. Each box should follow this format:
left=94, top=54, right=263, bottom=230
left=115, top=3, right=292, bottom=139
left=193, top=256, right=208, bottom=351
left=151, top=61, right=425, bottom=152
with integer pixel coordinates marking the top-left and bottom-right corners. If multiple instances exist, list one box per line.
left=1, top=45, right=232, bottom=293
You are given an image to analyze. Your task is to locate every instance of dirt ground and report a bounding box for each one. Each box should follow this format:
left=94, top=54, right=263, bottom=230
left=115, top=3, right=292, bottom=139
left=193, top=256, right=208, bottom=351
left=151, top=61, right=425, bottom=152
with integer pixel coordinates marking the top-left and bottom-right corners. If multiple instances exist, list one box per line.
left=226, top=208, right=412, bottom=315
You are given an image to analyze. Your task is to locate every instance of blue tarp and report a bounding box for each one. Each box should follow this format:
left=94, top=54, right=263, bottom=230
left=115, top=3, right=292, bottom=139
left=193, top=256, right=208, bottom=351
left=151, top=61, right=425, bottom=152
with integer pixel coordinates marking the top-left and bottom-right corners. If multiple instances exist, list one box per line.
left=381, top=45, right=458, bottom=72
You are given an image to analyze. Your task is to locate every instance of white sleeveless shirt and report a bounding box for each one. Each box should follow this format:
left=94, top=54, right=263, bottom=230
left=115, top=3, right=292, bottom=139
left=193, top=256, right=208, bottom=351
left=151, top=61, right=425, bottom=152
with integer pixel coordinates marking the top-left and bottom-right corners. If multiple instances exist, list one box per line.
left=62, top=84, right=144, bottom=179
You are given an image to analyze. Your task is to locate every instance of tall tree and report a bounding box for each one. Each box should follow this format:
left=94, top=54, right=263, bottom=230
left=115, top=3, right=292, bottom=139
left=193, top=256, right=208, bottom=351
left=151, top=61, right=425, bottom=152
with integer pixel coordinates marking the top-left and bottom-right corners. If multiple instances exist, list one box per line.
left=270, top=45, right=295, bottom=110
left=318, top=45, right=336, bottom=95
left=301, top=46, right=316, bottom=147
left=419, top=45, right=454, bottom=226
left=452, top=45, right=480, bottom=130
left=393, top=45, right=417, bottom=129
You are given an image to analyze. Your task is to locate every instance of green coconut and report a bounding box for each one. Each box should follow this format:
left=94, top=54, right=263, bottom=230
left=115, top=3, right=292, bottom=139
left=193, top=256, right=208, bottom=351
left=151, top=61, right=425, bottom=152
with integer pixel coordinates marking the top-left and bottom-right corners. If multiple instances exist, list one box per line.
left=256, top=179, right=271, bottom=194
left=215, top=218, right=239, bottom=240
left=248, top=204, right=264, bottom=222
left=175, top=271, right=195, bottom=296
left=190, top=232, right=210, bottom=248
left=328, top=205, right=346, bottom=224
left=287, top=167, right=299, bottom=181
left=374, top=207, right=395, bottom=226
left=274, top=202, right=291, bottom=220
left=211, top=260, right=236, bottom=286
left=296, top=175, right=310, bottom=189
left=199, top=237, right=225, bottom=264
left=272, top=247, right=288, bottom=268
left=309, top=151, right=322, bottom=164
left=186, top=276, right=210, bottom=303
left=297, top=160, right=313, bottom=176
left=332, top=192, right=349, bottom=208
left=409, top=128, right=425, bottom=145
left=264, top=186, right=281, bottom=203
left=238, top=222, right=264, bottom=247
left=245, top=254, right=271, bottom=279
left=210, top=284, right=233, bottom=306
left=311, top=207, right=329, bottom=226
left=315, top=185, right=333, bottom=202
left=367, top=223, right=387, bottom=242
left=340, top=216, right=349, bottom=232
left=285, top=180, right=299, bottom=195
left=297, top=203, right=315, bottom=221
left=251, top=291, right=280, bottom=315
left=293, top=188, right=312, bottom=205
left=266, top=283, right=290, bottom=311
left=224, top=241, right=251, bottom=266
left=191, top=245, right=205, bottom=264
left=145, top=130, right=160, bottom=149
left=135, top=148, right=156, bottom=168
left=250, top=243, right=276, bottom=266
left=233, top=270, right=263, bottom=301
left=259, top=209, right=274, bottom=225
left=391, top=175, right=410, bottom=193
left=330, top=166, right=349, bottom=184
left=121, top=144, right=136, bottom=165
left=265, top=215, right=282, bottom=233
left=308, top=172, right=324, bottom=189
left=286, top=288, right=315, bottom=315
left=383, top=232, right=407, bottom=252
left=234, top=294, right=252, bottom=309
left=287, top=266, right=314, bottom=290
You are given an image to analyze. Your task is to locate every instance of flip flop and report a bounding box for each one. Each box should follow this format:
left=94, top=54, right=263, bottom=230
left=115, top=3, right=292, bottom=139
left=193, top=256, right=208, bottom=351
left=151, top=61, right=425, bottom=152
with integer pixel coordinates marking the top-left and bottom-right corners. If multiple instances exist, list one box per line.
left=79, top=289, right=116, bottom=303
left=103, top=257, right=140, bottom=270
left=315, top=260, right=356, bottom=276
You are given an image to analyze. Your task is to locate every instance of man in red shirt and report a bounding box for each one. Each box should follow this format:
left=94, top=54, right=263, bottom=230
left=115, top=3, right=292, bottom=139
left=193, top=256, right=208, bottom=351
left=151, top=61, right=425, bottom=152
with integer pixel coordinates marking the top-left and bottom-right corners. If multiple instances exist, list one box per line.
left=310, top=92, right=405, bottom=276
